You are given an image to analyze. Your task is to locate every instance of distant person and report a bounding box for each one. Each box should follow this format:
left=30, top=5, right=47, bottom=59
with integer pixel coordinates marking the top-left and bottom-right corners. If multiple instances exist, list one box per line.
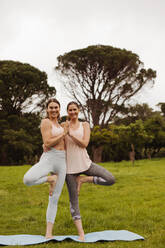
left=23, top=98, right=68, bottom=239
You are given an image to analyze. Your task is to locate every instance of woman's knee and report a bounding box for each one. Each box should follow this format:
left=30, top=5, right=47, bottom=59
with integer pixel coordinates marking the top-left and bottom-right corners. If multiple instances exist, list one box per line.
left=23, top=174, right=33, bottom=186
left=107, top=174, right=115, bottom=185
left=93, top=174, right=115, bottom=186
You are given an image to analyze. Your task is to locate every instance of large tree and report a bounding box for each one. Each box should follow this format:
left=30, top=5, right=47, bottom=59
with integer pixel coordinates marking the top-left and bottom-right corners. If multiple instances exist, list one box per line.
left=114, top=103, right=155, bottom=125
left=55, top=45, right=156, bottom=127
left=0, top=60, right=56, bottom=115
left=0, top=60, right=56, bottom=165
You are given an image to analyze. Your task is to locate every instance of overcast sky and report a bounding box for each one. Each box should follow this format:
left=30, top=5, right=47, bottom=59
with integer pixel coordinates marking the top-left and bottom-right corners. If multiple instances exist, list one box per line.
left=0, top=0, right=164, bottom=115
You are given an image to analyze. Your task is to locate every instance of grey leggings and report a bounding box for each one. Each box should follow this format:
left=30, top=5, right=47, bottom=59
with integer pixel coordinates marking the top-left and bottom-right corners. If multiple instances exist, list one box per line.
left=23, top=148, right=66, bottom=224
left=66, top=162, right=115, bottom=220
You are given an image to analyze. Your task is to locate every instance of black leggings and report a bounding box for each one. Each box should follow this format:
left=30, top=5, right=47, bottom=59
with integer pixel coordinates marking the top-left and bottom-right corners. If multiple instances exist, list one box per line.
left=66, top=162, right=115, bottom=220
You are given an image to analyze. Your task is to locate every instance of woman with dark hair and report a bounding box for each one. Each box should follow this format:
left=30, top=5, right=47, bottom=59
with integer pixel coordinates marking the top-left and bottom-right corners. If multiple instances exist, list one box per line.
left=23, top=98, right=68, bottom=239
left=64, top=101, right=115, bottom=241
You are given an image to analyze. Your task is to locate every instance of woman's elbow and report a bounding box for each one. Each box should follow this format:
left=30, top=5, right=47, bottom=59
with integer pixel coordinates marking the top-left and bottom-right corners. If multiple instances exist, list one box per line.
left=83, top=141, right=89, bottom=148
left=44, top=140, right=51, bottom=148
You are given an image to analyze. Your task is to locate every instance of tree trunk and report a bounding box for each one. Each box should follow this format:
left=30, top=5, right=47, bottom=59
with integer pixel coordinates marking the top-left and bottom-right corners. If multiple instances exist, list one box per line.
left=92, top=146, right=103, bottom=163
left=1, top=150, right=8, bottom=165
left=129, top=144, right=135, bottom=165
left=147, top=149, right=151, bottom=159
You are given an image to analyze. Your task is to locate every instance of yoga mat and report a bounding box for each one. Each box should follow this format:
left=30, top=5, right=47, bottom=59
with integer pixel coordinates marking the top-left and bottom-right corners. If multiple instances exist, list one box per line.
left=0, top=230, right=144, bottom=245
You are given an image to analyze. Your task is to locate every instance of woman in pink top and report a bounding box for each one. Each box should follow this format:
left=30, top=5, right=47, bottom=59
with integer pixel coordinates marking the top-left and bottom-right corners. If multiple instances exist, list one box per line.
left=64, top=102, right=115, bottom=241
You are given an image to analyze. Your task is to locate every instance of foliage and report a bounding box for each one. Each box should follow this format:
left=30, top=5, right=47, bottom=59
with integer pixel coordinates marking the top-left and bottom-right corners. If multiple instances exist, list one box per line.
left=144, top=115, right=165, bottom=157
left=0, top=60, right=57, bottom=165
left=0, top=60, right=56, bottom=114
left=90, top=125, right=118, bottom=147
left=90, top=120, right=154, bottom=162
left=157, top=102, right=165, bottom=116
left=114, top=103, right=155, bottom=125
left=0, top=112, right=42, bottom=165
left=56, top=45, right=156, bottom=126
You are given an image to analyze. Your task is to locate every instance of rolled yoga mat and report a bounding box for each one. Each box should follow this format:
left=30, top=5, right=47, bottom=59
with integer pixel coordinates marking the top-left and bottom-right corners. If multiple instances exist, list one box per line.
left=0, top=230, right=144, bottom=245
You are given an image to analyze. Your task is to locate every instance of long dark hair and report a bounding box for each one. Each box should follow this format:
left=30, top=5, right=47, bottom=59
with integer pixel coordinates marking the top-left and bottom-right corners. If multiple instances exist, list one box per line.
left=46, top=98, right=61, bottom=119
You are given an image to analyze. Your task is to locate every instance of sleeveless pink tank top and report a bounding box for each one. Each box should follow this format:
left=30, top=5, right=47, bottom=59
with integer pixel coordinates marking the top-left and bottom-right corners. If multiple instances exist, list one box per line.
left=65, top=122, right=91, bottom=174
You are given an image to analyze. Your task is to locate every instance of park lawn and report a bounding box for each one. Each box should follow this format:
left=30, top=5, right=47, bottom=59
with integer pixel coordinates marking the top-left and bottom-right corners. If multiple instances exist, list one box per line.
left=0, top=158, right=165, bottom=248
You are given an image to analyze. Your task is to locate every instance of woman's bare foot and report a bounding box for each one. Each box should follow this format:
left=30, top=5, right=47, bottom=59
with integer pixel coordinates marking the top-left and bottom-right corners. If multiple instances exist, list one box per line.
left=78, top=234, right=85, bottom=241
left=45, top=235, right=53, bottom=240
left=45, top=222, right=54, bottom=239
left=76, top=175, right=93, bottom=195
left=74, top=219, right=85, bottom=242
left=48, top=175, right=57, bottom=196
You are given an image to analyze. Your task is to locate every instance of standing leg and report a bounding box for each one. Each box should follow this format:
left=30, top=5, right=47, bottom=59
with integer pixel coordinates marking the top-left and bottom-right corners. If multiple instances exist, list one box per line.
left=46, top=154, right=66, bottom=239
left=66, top=174, right=85, bottom=241
left=23, top=151, right=66, bottom=239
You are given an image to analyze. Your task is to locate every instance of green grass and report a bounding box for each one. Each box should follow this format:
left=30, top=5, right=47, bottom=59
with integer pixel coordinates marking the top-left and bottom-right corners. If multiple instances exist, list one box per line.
left=0, top=158, right=165, bottom=248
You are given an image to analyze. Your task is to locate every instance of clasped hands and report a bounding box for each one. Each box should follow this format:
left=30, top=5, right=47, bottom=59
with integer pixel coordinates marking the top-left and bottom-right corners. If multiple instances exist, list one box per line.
left=63, top=120, right=70, bottom=136
left=43, top=121, right=71, bottom=152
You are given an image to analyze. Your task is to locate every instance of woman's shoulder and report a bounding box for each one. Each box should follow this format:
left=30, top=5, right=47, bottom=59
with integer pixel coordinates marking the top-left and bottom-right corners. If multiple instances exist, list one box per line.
left=41, top=118, right=52, bottom=128
left=82, top=121, right=90, bottom=128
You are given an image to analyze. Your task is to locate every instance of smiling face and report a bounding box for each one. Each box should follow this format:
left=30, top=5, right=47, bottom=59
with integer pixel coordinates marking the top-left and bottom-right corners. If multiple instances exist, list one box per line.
left=46, top=101, right=60, bottom=119
left=67, top=103, right=80, bottom=120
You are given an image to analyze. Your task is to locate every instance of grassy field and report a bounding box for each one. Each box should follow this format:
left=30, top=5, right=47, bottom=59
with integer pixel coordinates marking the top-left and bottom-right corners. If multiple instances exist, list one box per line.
left=0, top=158, right=165, bottom=248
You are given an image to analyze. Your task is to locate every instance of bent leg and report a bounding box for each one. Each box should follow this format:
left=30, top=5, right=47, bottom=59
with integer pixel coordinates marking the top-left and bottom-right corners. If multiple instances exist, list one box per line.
left=23, top=154, right=51, bottom=186
left=84, top=162, right=115, bottom=185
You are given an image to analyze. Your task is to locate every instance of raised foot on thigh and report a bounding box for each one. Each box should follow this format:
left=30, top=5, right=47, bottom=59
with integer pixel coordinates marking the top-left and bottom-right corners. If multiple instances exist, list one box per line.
left=48, top=174, right=57, bottom=196
left=76, top=175, right=83, bottom=195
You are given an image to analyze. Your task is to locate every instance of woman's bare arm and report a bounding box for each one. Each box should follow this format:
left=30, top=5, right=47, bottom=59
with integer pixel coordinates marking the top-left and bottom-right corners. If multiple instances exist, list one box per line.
left=41, top=119, right=67, bottom=147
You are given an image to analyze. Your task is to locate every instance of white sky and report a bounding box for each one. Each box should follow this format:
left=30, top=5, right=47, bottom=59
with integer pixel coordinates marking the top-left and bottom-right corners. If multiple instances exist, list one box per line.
left=0, top=0, right=165, bottom=115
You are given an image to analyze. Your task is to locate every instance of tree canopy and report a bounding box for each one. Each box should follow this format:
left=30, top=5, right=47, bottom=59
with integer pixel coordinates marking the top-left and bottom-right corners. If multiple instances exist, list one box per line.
left=0, top=60, right=56, bottom=165
left=114, top=103, right=155, bottom=125
left=0, top=60, right=56, bottom=115
left=56, top=45, right=156, bottom=127
left=157, top=102, right=165, bottom=116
